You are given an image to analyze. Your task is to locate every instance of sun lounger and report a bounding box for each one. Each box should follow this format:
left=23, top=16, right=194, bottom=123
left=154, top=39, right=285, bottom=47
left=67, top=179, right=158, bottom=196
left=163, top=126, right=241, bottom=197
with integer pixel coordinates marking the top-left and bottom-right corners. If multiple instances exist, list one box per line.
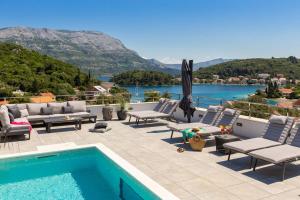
left=167, top=105, right=223, bottom=138
left=129, top=100, right=179, bottom=125
left=127, top=98, right=168, bottom=122
left=168, top=108, right=240, bottom=139
left=249, top=122, right=300, bottom=180
left=224, top=115, right=294, bottom=162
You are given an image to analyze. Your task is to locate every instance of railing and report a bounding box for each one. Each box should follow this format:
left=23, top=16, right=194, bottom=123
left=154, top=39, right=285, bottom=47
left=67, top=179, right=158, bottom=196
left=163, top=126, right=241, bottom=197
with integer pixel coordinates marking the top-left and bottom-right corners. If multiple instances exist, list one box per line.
left=1, top=93, right=299, bottom=119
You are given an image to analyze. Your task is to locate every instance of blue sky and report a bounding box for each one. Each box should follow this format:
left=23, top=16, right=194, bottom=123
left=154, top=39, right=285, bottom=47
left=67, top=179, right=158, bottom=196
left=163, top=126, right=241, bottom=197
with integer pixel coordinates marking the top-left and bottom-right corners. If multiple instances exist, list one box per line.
left=1, top=0, right=300, bottom=63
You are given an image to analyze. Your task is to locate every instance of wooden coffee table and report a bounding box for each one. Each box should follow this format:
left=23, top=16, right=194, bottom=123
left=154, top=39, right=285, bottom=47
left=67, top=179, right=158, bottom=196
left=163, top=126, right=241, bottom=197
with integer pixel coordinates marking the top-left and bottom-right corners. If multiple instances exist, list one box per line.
left=43, top=117, right=82, bottom=133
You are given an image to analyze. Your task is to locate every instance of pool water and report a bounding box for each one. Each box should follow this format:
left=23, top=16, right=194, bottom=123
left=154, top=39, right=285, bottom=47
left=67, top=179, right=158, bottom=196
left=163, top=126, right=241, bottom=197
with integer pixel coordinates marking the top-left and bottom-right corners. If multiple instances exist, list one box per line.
left=0, top=148, right=159, bottom=200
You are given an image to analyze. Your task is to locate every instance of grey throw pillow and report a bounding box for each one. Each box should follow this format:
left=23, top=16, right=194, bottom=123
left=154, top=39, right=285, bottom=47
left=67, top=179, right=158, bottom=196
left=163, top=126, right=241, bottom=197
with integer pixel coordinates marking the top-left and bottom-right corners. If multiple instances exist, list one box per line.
left=8, top=112, right=14, bottom=122
left=63, top=106, right=73, bottom=114
left=7, top=105, right=21, bottom=118
left=41, top=107, right=53, bottom=115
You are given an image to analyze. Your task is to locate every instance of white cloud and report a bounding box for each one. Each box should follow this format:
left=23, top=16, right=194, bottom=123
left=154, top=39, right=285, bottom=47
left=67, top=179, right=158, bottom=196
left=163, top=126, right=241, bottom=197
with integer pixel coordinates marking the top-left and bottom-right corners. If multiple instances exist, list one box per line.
left=159, top=57, right=182, bottom=64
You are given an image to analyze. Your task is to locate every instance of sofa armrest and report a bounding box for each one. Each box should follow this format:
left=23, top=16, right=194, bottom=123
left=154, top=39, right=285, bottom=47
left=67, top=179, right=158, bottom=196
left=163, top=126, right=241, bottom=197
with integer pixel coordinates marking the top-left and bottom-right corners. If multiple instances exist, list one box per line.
left=86, top=109, right=91, bottom=113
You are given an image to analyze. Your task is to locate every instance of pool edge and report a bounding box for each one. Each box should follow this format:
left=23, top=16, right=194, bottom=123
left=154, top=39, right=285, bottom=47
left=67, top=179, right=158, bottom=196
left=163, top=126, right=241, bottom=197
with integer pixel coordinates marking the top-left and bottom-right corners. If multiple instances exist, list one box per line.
left=0, top=143, right=179, bottom=200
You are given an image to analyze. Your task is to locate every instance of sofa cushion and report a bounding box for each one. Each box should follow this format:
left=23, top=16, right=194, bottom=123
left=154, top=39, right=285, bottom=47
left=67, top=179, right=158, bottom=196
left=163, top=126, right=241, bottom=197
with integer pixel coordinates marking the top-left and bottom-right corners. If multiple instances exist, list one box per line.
left=27, top=115, right=50, bottom=122
left=67, top=112, right=90, bottom=118
left=62, top=106, right=73, bottom=114
left=6, top=105, right=21, bottom=118
left=27, top=103, right=47, bottom=115
left=14, top=117, right=29, bottom=123
left=41, top=107, right=53, bottom=115
left=20, top=109, right=29, bottom=117
left=48, top=102, right=67, bottom=114
left=67, top=101, right=86, bottom=112
left=49, top=114, right=65, bottom=119
left=0, top=106, right=10, bottom=128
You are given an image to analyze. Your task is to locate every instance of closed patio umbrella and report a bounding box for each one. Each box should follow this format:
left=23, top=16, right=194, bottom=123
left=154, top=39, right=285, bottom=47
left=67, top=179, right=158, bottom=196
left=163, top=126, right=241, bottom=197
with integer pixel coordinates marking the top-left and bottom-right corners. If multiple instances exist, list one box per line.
left=179, top=59, right=195, bottom=123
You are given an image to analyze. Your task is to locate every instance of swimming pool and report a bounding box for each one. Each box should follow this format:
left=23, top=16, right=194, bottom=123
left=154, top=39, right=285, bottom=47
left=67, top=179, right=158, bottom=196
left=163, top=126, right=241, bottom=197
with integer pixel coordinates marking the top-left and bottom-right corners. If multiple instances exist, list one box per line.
left=0, top=144, right=177, bottom=200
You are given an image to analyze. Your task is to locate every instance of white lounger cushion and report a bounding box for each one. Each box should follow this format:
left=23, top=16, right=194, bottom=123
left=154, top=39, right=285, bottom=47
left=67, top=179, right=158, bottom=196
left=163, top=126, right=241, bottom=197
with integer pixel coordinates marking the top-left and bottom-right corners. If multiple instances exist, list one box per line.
left=249, top=145, right=300, bottom=164
left=223, top=108, right=236, bottom=116
left=223, top=138, right=281, bottom=153
left=269, top=115, right=287, bottom=125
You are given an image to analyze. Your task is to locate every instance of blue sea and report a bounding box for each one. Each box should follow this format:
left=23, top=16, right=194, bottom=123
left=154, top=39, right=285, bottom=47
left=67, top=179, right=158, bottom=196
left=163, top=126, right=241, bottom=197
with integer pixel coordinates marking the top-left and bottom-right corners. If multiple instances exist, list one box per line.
left=125, top=84, right=264, bottom=107
left=98, top=76, right=264, bottom=107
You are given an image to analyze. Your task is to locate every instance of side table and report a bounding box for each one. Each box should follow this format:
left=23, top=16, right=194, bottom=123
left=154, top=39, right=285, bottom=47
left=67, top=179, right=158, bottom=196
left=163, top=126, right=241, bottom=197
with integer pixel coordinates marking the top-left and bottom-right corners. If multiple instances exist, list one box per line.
left=215, top=134, right=240, bottom=154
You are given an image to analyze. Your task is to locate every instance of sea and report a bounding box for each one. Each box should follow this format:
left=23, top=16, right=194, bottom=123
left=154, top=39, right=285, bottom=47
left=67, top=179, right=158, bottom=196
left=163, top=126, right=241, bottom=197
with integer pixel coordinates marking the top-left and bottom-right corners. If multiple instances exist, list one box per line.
left=98, top=75, right=264, bottom=108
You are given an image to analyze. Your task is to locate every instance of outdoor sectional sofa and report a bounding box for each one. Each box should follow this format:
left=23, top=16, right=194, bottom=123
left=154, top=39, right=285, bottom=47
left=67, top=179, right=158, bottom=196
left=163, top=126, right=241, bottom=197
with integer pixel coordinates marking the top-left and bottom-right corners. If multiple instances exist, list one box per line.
left=0, top=101, right=97, bottom=140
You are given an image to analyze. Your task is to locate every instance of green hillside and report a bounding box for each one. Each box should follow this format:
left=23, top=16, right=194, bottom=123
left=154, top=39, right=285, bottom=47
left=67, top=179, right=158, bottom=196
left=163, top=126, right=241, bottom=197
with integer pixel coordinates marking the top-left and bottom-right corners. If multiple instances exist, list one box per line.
left=112, top=70, right=175, bottom=86
left=0, top=43, right=95, bottom=96
left=194, top=57, right=300, bottom=79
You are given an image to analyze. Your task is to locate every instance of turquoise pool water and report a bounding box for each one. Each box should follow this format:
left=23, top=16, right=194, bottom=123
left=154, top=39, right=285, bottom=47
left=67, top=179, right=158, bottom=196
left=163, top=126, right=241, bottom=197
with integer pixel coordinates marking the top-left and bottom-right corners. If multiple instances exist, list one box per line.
left=0, top=148, right=160, bottom=200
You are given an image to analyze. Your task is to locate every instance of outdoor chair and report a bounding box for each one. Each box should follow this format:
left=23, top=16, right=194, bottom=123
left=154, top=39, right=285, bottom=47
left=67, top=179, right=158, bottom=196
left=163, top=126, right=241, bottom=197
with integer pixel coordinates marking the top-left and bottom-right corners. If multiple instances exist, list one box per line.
left=167, top=105, right=223, bottom=138
left=224, top=115, right=294, bottom=164
left=249, top=121, right=300, bottom=180
left=127, top=98, right=169, bottom=122
left=168, top=108, right=240, bottom=139
left=129, top=100, right=179, bottom=125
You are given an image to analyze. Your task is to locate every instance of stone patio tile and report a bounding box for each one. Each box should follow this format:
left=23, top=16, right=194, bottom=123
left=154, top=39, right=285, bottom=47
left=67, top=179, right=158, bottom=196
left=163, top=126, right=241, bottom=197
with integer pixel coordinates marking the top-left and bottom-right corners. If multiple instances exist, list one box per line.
left=225, top=183, right=271, bottom=200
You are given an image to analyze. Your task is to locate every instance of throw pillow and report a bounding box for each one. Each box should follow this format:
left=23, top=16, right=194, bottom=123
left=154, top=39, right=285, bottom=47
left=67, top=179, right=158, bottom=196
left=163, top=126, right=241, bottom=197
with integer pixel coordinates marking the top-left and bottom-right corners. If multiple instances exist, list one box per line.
left=63, top=106, right=73, bottom=114
left=7, top=105, right=21, bottom=118
left=20, top=109, right=29, bottom=117
left=0, top=107, right=10, bottom=128
left=41, top=107, right=53, bottom=115
left=8, top=112, right=14, bottom=122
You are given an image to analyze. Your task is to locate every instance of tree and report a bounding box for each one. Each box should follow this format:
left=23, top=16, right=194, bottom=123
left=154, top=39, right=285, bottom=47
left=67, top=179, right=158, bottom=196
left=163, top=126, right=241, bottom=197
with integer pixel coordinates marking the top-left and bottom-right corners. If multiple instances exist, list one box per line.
left=74, top=69, right=81, bottom=87
left=265, top=81, right=282, bottom=98
left=287, top=56, right=298, bottom=64
left=31, top=79, right=39, bottom=94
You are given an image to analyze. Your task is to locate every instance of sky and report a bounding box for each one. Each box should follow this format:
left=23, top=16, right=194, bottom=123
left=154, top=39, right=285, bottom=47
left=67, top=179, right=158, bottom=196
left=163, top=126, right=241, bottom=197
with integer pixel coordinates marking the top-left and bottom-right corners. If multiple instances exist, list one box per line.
left=1, top=0, right=300, bottom=64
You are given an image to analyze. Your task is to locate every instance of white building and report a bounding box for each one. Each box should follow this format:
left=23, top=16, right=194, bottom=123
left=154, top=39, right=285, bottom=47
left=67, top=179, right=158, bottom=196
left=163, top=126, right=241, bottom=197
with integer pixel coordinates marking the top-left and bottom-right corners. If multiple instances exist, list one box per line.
left=258, top=73, right=270, bottom=79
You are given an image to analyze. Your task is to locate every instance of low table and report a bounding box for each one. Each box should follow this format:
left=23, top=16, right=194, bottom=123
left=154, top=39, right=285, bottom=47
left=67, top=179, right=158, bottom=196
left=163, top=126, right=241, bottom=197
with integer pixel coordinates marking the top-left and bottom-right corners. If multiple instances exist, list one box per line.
left=43, top=117, right=82, bottom=133
left=215, top=134, right=240, bottom=154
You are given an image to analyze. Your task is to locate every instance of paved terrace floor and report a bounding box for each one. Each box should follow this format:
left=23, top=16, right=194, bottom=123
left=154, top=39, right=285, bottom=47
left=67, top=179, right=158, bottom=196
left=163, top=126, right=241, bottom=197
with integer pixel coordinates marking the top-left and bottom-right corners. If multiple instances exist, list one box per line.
left=1, top=119, right=300, bottom=200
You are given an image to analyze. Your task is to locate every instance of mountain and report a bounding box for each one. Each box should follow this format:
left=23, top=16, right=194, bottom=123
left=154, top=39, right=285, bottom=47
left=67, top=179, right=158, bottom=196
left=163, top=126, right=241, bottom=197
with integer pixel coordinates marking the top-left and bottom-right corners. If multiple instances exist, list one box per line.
left=194, top=57, right=300, bottom=79
left=0, top=27, right=179, bottom=75
left=153, top=58, right=233, bottom=71
left=0, top=42, right=94, bottom=96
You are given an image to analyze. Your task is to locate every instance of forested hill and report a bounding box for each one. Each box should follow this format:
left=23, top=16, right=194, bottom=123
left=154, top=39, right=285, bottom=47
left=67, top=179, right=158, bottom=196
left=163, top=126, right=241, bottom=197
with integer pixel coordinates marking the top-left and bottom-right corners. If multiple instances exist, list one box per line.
left=112, top=70, right=175, bottom=86
left=194, top=57, right=300, bottom=79
left=0, top=43, right=95, bottom=96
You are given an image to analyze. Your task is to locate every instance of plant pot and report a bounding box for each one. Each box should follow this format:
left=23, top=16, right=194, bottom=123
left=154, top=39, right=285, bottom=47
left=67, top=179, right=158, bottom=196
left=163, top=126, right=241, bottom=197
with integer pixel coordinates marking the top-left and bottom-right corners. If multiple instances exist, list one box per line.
left=117, top=110, right=127, bottom=120
left=102, top=106, right=113, bottom=121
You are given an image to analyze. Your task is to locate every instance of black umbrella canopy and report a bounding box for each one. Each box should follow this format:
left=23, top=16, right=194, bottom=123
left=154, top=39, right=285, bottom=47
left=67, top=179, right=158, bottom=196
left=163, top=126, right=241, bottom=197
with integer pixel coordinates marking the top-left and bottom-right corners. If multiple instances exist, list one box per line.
left=179, top=59, right=195, bottom=123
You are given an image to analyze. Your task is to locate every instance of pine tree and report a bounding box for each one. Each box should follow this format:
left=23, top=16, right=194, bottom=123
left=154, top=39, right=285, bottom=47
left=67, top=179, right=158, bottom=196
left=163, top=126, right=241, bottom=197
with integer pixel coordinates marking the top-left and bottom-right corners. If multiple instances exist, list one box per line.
left=74, top=69, right=81, bottom=87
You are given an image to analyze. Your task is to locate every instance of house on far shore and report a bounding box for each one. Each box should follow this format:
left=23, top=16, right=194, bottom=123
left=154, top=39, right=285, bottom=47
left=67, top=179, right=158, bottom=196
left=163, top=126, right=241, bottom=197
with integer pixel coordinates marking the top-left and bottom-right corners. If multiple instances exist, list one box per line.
left=100, top=82, right=114, bottom=93
left=279, top=88, right=293, bottom=97
left=30, top=92, right=56, bottom=103
left=212, top=74, right=219, bottom=80
left=258, top=73, right=270, bottom=79
left=293, top=99, right=300, bottom=108
left=86, top=82, right=115, bottom=97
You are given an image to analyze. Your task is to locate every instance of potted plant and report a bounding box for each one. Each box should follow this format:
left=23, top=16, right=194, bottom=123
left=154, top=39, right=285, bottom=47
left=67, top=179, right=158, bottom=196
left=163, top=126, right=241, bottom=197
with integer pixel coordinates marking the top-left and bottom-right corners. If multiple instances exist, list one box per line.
left=102, top=103, right=113, bottom=121
left=117, top=97, right=128, bottom=120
